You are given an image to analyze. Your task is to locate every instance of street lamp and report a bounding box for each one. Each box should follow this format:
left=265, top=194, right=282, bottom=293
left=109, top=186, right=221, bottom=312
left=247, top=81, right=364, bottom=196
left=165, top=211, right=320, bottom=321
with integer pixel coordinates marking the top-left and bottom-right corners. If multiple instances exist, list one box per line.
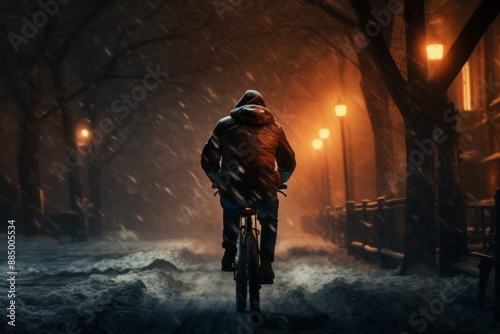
left=318, top=129, right=332, bottom=208
left=77, top=127, right=90, bottom=147
left=319, top=128, right=330, bottom=139
left=312, top=139, right=323, bottom=150
left=76, top=126, right=92, bottom=238
left=426, top=43, right=443, bottom=79
left=335, top=104, right=350, bottom=202
left=335, top=104, right=347, bottom=117
left=426, top=44, right=443, bottom=60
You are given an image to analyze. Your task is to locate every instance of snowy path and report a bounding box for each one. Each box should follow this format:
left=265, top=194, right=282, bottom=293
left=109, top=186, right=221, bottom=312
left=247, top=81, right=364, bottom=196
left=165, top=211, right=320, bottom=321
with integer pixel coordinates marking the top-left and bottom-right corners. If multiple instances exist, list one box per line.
left=1, top=233, right=499, bottom=334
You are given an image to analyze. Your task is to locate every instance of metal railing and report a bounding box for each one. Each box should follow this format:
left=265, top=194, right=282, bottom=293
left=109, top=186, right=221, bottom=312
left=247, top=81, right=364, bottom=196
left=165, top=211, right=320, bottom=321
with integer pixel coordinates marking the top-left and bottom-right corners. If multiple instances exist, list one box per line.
left=344, top=197, right=406, bottom=261
left=312, top=193, right=497, bottom=259
left=466, top=201, right=495, bottom=250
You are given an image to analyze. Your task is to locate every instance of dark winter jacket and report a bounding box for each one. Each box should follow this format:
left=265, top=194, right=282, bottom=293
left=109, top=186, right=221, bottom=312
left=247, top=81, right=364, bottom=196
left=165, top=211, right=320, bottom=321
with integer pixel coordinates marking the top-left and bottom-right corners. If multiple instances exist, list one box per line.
left=201, top=90, right=296, bottom=197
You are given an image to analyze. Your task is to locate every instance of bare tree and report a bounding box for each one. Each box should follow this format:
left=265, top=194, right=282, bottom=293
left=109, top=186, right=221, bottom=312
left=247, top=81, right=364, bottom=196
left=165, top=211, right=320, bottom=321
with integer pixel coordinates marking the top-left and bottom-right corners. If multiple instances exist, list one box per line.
left=0, top=0, right=216, bottom=236
left=306, top=0, right=500, bottom=273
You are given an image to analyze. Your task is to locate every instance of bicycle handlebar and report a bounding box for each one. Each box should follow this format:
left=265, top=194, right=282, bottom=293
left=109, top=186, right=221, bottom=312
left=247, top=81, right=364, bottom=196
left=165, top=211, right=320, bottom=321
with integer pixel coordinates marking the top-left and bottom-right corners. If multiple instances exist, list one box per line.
left=277, top=189, right=287, bottom=197
left=213, top=185, right=288, bottom=197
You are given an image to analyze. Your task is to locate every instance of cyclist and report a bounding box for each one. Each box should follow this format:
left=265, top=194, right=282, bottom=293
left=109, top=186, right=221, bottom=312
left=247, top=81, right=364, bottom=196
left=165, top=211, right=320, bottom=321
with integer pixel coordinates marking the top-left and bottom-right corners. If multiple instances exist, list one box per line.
left=201, top=90, right=296, bottom=283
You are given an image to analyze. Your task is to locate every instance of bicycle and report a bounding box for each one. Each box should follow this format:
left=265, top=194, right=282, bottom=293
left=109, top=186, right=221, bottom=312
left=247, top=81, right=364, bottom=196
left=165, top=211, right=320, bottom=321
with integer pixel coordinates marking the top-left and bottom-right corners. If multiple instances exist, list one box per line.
left=214, top=185, right=287, bottom=314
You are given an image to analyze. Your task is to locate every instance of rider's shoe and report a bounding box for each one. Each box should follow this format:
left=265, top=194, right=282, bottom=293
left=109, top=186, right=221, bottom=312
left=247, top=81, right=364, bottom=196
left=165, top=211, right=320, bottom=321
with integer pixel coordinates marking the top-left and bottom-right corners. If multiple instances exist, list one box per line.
left=221, top=248, right=236, bottom=272
left=259, top=258, right=274, bottom=284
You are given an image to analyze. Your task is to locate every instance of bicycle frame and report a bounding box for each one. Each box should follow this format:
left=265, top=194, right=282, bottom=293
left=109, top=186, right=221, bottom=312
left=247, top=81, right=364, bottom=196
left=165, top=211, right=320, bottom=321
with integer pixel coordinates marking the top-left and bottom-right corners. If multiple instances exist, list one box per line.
left=213, top=187, right=286, bottom=313
left=234, top=208, right=260, bottom=280
left=234, top=207, right=262, bottom=313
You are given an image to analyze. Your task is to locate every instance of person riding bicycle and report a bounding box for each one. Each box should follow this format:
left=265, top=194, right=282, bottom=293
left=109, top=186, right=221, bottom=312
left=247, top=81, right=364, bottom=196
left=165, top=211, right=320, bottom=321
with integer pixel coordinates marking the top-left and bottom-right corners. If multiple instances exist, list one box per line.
left=201, top=90, right=296, bottom=283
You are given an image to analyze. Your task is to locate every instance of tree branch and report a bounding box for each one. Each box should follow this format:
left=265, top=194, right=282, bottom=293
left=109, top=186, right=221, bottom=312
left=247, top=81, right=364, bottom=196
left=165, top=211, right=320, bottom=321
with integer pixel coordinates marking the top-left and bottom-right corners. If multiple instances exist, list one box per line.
left=348, top=0, right=411, bottom=116
left=109, top=1, right=170, bottom=59
left=55, top=0, right=118, bottom=61
left=404, top=0, right=427, bottom=87
left=64, top=21, right=210, bottom=101
left=430, top=0, right=500, bottom=93
left=304, top=0, right=359, bottom=29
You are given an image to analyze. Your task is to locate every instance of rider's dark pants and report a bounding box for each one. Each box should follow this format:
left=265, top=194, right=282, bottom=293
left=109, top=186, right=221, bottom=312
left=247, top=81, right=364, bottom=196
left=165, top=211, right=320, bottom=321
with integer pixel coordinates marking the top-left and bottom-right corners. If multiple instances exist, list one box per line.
left=220, top=195, right=279, bottom=262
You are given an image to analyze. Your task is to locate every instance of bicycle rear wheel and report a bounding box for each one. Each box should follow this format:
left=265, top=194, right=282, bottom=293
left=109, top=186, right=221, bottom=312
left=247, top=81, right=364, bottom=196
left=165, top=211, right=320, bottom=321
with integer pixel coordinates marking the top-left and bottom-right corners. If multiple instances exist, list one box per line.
left=236, top=238, right=247, bottom=312
left=247, top=231, right=260, bottom=313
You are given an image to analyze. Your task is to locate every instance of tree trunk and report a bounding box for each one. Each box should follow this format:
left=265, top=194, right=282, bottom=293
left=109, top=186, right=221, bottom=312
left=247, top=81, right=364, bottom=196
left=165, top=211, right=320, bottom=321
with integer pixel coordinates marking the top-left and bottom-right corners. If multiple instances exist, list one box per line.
left=358, top=53, right=393, bottom=197
left=52, top=64, right=83, bottom=213
left=17, top=108, right=43, bottom=236
left=11, top=65, right=43, bottom=237
left=61, top=108, right=83, bottom=213
left=399, top=112, right=438, bottom=275
left=437, top=104, right=468, bottom=269
left=356, top=3, right=394, bottom=198
left=89, top=164, right=102, bottom=236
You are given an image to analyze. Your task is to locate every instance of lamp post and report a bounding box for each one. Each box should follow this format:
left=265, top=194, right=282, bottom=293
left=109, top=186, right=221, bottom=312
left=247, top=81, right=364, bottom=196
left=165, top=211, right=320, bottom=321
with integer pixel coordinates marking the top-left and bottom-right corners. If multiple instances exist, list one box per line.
left=426, top=44, right=443, bottom=61
left=77, top=127, right=90, bottom=148
left=76, top=127, right=91, bottom=238
left=335, top=104, right=350, bottom=202
left=76, top=127, right=92, bottom=168
left=312, top=138, right=323, bottom=150
left=319, top=129, right=332, bottom=208
left=312, top=136, right=331, bottom=208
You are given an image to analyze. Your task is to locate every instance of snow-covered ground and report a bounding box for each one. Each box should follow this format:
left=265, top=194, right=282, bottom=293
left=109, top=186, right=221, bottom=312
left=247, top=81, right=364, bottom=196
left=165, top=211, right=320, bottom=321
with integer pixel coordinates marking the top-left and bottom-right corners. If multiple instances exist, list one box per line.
left=1, top=232, right=499, bottom=334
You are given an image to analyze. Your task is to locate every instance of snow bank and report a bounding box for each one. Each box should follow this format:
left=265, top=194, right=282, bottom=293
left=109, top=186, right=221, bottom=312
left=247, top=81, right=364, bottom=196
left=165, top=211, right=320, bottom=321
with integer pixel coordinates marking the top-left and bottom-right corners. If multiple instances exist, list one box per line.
left=2, top=233, right=499, bottom=333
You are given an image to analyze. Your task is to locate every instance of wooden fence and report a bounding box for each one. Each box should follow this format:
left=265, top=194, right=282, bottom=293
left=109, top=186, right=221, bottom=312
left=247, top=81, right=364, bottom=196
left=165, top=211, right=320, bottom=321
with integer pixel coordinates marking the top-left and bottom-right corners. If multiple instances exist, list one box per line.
left=311, top=192, right=497, bottom=265
left=467, top=201, right=496, bottom=250
left=345, top=197, right=406, bottom=265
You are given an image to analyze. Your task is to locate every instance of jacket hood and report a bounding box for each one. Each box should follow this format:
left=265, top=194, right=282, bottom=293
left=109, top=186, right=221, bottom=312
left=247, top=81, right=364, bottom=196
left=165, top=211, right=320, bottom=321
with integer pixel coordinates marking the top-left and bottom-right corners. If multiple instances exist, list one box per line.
left=234, top=90, right=267, bottom=108
left=230, top=90, right=274, bottom=126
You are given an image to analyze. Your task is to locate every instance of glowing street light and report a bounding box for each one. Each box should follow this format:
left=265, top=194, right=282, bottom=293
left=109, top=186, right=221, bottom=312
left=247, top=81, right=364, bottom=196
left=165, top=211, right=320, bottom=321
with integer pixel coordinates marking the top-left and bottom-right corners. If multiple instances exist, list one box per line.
left=426, top=44, right=443, bottom=60
left=335, top=104, right=347, bottom=117
left=335, top=104, right=350, bottom=202
left=319, top=128, right=330, bottom=139
left=312, top=138, right=323, bottom=150
left=77, top=127, right=90, bottom=147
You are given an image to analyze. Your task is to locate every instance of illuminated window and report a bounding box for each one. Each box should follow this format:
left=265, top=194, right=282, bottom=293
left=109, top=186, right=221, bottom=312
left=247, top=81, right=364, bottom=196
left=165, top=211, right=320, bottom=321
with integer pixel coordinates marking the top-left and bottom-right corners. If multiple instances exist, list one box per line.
left=462, top=61, right=472, bottom=111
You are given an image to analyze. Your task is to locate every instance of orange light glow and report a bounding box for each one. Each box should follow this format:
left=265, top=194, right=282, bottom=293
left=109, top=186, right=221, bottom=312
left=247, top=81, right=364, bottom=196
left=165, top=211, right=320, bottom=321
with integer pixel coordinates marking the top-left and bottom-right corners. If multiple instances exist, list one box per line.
left=426, top=44, right=443, bottom=60
left=77, top=127, right=91, bottom=146
left=319, top=128, right=330, bottom=139
left=335, top=104, right=347, bottom=117
left=312, top=139, right=323, bottom=150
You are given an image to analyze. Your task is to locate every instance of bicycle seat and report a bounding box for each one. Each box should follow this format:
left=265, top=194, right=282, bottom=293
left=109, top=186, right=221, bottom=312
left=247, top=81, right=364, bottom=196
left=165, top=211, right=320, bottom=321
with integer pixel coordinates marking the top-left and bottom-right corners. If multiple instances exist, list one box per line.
left=240, top=208, right=256, bottom=215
